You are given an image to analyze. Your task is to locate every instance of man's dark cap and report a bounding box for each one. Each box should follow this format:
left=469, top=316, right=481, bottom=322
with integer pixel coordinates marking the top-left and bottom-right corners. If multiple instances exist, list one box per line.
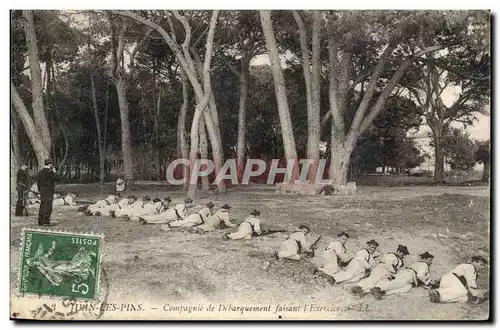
left=471, top=255, right=488, bottom=264
left=165, top=197, right=172, bottom=202
left=299, top=225, right=311, bottom=233
left=206, top=202, right=215, bottom=208
left=419, top=252, right=434, bottom=259
left=184, top=197, right=193, bottom=204
left=367, top=239, right=379, bottom=247
left=397, top=244, right=410, bottom=255
left=221, top=204, right=231, bottom=210
left=44, top=159, right=53, bottom=165
left=250, top=209, right=260, bottom=216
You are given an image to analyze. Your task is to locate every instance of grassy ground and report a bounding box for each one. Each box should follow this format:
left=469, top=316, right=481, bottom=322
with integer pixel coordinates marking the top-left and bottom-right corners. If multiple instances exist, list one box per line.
left=10, top=184, right=490, bottom=320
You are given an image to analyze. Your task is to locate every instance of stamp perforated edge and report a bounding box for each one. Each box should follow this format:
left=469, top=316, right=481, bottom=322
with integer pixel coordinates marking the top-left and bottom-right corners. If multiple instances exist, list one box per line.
left=15, top=227, right=106, bottom=303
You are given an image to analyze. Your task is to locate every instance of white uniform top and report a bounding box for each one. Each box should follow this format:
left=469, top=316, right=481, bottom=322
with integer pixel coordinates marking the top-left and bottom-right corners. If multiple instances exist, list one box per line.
left=139, top=202, right=156, bottom=214
left=191, top=207, right=211, bottom=223
left=216, top=209, right=235, bottom=227
left=326, top=241, right=348, bottom=262
left=243, top=216, right=262, bottom=235
left=380, top=253, right=404, bottom=275
left=450, top=263, right=478, bottom=289
left=175, top=203, right=187, bottom=215
left=198, top=207, right=211, bottom=218
left=118, top=198, right=131, bottom=208
left=407, top=261, right=431, bottom=286
left=64, top=194, right=76, bottom=205
left=203, top=209, right=234, bottom=228
left=105, top=195, right=118, bottom=204
left=287, top=232, right=310, bottom=253
left=354, top=249, right=376, bottom=270
left=130, top=200, right=143, bottom=208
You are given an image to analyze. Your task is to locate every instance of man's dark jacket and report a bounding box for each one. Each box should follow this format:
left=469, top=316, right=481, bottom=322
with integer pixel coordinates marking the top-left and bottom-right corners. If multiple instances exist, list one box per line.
left=16, top=168, right=29, bottom=191
left=37, top=168, right=57, bottom=194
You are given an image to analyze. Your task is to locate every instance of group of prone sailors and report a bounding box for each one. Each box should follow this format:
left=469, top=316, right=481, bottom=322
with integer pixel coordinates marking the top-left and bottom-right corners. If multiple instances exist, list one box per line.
left=78, top=194, right=489, bottom=305
left=78, top=195, right=238, bottom=232
left=274, top=229, right=489, bottom=304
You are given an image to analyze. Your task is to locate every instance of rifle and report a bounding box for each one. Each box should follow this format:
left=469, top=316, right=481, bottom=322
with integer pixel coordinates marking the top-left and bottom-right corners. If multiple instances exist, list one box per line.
left=256, top=229, right=288, bottom=237
left=306, top=235, right=322, bottom=257
left=28, top=189, right=41, bottom=197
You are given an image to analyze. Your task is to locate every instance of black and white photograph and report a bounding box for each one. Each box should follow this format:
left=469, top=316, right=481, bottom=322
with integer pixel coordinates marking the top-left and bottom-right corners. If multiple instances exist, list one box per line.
left=8, top=7, right=491, bottom=321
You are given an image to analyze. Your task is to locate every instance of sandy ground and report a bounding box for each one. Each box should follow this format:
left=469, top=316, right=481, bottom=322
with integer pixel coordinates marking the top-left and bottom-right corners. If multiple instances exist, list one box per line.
left=10, top=184, right=490, bottom=320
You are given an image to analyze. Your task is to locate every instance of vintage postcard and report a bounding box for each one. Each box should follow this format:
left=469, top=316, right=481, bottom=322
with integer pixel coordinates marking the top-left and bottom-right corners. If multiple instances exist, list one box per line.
left=10, top=9, right=490, bottom=320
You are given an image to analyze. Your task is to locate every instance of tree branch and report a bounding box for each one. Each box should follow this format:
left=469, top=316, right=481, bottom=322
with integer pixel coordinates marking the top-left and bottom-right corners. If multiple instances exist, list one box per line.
left=292, top=10, right=312, bottom=118
left=356, top=43, right=445, bottom=137
left=115, top=23, right=128, bottom=74
left=166, top=14, right=177, bottom=44
left=213, top=43, right=241, bottom=78
left=106, top=11, right=118, bottom=79
left=129, top=28, right=153, bottom=76
left=113, top=10, right=203, bottom=99
left=130, top=28, right=153, bottom=62
left=407, top=87, right=426, bottom=112
left=327, top=29, right=342, bottom=133
left=348, top=42, right=397, bottom=138
left=171, top=10, right=197, bottom=79
left=192, top=24, right=210, bottom=49
left=352, top=66, right=375, bottom=88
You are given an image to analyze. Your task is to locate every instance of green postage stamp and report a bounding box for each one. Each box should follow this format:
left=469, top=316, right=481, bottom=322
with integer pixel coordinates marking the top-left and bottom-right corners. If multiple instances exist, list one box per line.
left=18, top=228, right=103, bottom=300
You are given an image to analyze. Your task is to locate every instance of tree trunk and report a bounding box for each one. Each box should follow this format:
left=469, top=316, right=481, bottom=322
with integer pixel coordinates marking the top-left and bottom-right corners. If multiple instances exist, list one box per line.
left=482, top=161, right=490, bottom=182
left=329, top=131, right=352, bottom=185
left=187, top=101, right=204, bottom=199
left=90, top=67, right=106, bottom=185
left=103, top=79, right=110, bottom=161
left=259, top=10, right=300, bottom=181
left=11, top=147, right=18, bottom=200
left=66, top=157, right=72, bottom=180
left=22, top=10, right=51, bottom=150
left=203, top=110, right=225, bottom=192
left=155, top=88, right=162, bottom=181
left=114, top=78, right=134, bottom=182
left=11, top=109, right=21, bottom=166
left=433, top=131, right=445, bottom=183
left=307, top=11, right=321, bottom=182
left=191, top=49, right=226, bottom=193
left=58, top=122, right=70, bottom=173
left=77, top=162, right=81, bottom=182
left=293, top=10, right=321, bottom=182
left=199, top=116, right=210, bottom=190
left=177, top=70, right=189, bottom=189
left=11, top=82, right=50, bottom=169
left=236, top=57, right=250, bottom=183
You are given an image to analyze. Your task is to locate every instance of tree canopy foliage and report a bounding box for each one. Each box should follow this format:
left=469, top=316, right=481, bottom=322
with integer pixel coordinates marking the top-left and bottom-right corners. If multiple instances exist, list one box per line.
left=11, top=10, right=490, bottom=187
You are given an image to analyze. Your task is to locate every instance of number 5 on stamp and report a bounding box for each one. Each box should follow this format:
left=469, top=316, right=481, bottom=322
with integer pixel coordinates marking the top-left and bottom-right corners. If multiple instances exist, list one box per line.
left=18, top=229, right=103, bottom=300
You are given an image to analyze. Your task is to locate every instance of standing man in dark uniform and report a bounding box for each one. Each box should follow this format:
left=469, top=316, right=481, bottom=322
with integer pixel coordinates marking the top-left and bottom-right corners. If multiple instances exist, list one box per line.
left=37, top=159, right=58, bottom=226
left=15, top=164, right=29, bottom=216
